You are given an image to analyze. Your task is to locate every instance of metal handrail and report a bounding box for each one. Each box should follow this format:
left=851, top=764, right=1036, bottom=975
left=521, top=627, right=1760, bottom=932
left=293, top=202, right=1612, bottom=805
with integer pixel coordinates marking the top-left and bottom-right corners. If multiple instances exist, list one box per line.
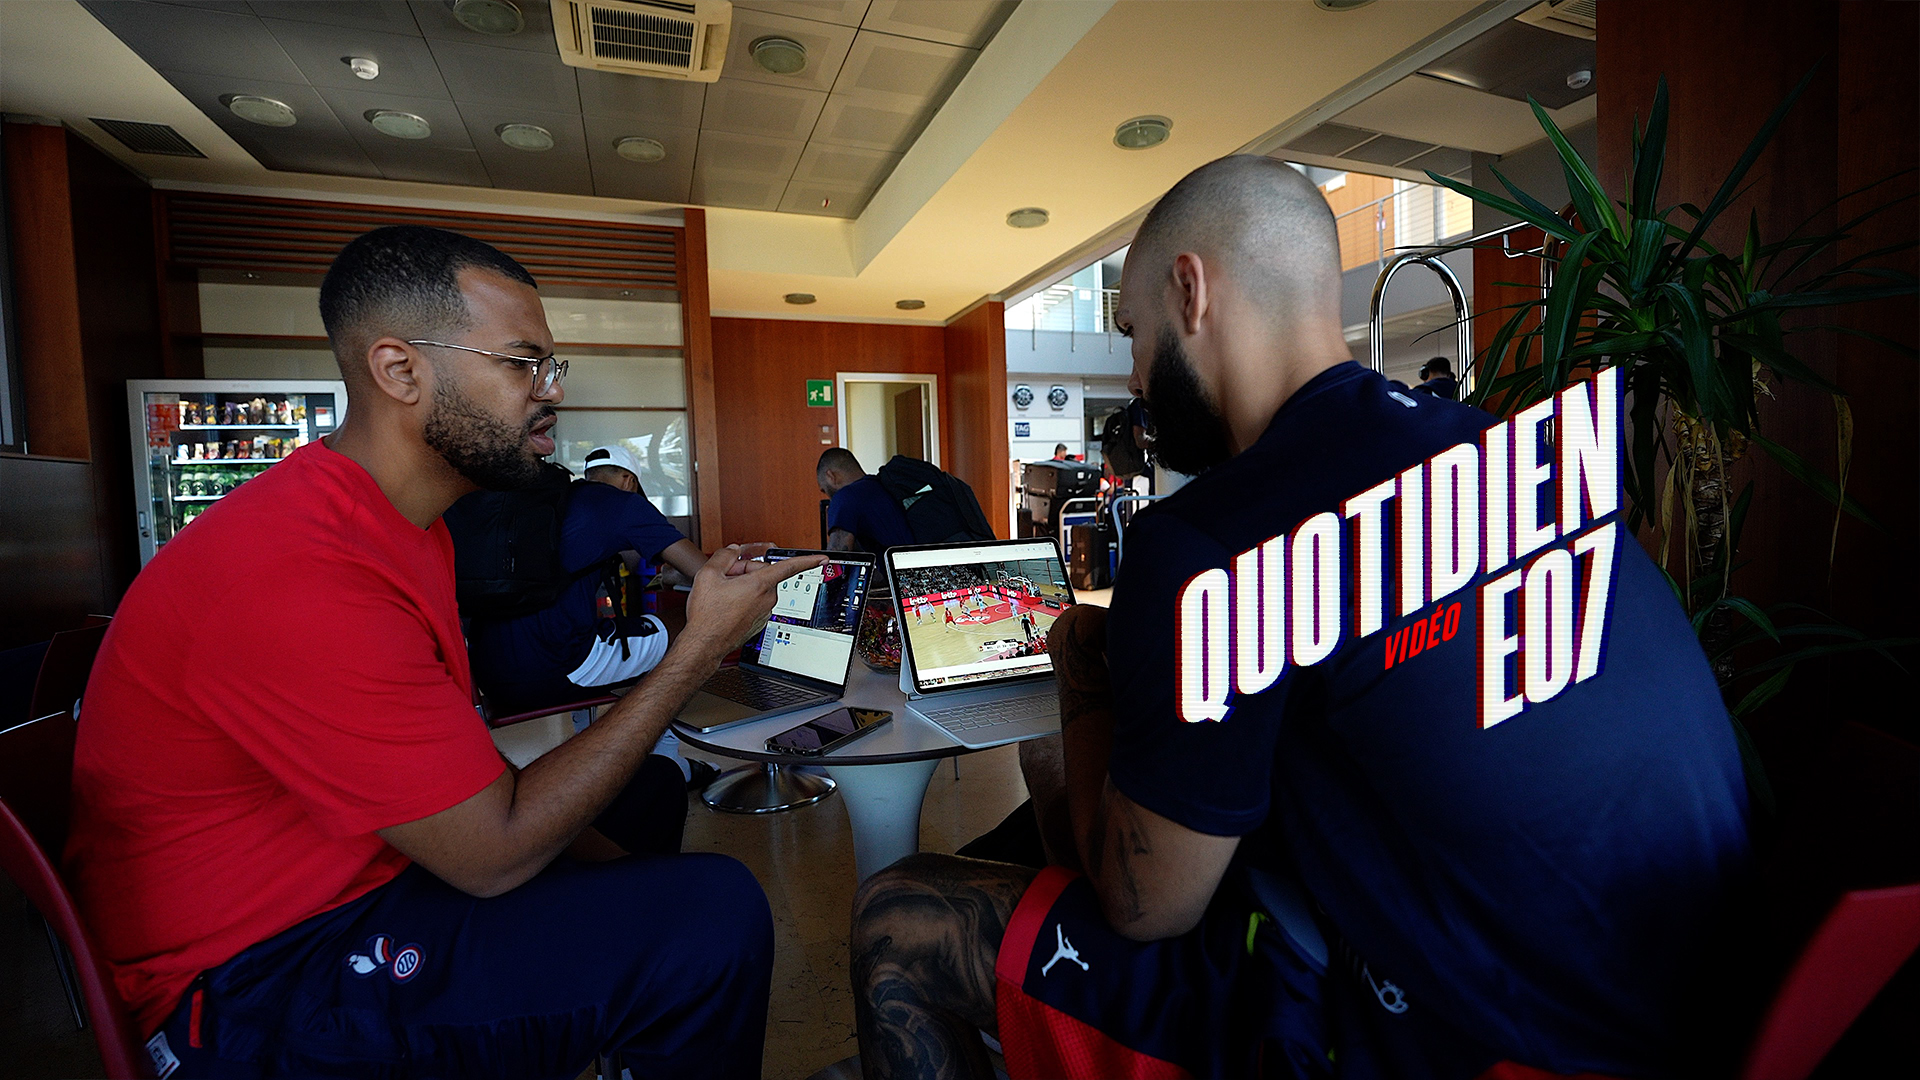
left=1108, top=494, right=1168, bottom=569
left=1368, top=252, right=1474, bottom=391
left=1057, top=496, right=1102, bottom=557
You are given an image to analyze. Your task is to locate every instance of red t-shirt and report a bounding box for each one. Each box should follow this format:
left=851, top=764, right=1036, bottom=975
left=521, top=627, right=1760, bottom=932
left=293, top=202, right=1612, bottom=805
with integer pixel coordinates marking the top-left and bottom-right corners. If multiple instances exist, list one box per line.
left=64, top=440, right=507, bottom=1033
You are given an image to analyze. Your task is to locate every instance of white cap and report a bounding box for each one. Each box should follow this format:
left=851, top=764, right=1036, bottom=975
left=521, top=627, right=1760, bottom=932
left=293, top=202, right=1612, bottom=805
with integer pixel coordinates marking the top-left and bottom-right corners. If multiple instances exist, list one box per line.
left=583, top=445, right=641, bottom=480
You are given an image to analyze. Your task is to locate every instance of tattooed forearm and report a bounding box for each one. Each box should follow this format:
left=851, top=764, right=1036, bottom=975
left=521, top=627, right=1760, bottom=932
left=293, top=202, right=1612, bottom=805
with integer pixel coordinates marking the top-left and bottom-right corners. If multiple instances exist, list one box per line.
left=1086, top=780, right=1151, bottom=926
left=850, top=854, right=1039, bottom=1080
left=1050, top=605, right=1110, bottom=729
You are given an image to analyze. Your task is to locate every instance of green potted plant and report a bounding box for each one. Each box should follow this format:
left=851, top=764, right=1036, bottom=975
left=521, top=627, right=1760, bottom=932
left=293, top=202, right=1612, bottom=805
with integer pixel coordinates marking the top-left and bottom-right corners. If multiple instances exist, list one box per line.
left=1425, top=70, right=1916, bottom=720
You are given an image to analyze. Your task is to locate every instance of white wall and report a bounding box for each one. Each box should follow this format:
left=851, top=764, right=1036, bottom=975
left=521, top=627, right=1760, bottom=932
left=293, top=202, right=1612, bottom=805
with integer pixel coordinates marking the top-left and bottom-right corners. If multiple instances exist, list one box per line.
left=844, top=381, right=890, bottom=474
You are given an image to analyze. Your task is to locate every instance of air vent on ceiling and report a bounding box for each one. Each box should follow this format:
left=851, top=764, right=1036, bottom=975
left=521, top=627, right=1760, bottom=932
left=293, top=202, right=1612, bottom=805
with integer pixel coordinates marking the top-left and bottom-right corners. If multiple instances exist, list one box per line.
left=551, top=0, right=729, bottom=82
left=89, top=118, right=206, bottom=158
left=1515, top=0, right=1597, bottom=40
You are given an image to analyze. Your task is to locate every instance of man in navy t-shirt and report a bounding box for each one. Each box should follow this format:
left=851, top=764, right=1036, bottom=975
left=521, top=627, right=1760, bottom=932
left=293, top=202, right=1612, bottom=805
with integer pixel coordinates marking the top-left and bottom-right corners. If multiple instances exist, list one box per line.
left=817, top=447, right=916, bottom=554
left=849, top=157, right=1751, bottom=1079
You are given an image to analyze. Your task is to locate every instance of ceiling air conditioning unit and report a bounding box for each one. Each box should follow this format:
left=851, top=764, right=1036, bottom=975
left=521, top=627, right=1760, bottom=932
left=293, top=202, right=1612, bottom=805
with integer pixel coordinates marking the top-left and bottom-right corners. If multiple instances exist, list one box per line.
left=1514, top=0, right=1597, bottom=40
left=551, top=0, right=730, bottom=81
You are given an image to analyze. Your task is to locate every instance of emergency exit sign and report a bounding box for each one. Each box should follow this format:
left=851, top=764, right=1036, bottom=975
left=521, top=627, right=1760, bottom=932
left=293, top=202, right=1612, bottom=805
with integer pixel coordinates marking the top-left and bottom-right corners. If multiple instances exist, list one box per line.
left=806, top=379, right=834, bottom=407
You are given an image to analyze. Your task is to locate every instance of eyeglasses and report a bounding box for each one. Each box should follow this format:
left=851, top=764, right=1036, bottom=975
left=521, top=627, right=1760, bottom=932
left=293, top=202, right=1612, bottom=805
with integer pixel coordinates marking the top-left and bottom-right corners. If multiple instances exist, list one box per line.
left=406, top=340, right=569, bottom=397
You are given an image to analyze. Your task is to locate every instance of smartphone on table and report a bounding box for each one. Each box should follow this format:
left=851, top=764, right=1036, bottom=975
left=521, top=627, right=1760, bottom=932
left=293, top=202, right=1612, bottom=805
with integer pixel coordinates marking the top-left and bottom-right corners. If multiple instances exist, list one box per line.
left=766, top=707, right=893, bottom=755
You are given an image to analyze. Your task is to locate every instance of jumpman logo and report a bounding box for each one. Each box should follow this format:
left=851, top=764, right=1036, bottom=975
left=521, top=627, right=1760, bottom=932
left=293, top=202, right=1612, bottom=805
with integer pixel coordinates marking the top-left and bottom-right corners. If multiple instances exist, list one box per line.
left=1040, top=924, right=1089, bottom=975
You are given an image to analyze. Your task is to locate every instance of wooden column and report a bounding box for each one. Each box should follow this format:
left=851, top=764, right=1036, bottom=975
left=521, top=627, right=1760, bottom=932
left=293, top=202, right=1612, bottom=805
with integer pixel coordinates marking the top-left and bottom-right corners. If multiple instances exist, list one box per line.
left=2, top=122, right=89, bottom=459
left=678, top=208, right=723, bottom=549
left=944, top=300, right=1010, bottom=538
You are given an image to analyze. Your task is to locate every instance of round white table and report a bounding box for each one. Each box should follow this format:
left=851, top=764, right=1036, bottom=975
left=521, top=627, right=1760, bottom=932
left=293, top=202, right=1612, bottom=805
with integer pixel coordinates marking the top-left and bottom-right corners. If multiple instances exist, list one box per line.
left=673, top=662, right=998, bottom=880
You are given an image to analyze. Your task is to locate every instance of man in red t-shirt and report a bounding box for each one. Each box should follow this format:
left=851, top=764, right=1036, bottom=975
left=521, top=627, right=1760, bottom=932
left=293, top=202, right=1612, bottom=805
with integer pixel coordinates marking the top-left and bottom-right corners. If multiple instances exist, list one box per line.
left=65, top=226, right=820, bottom=1079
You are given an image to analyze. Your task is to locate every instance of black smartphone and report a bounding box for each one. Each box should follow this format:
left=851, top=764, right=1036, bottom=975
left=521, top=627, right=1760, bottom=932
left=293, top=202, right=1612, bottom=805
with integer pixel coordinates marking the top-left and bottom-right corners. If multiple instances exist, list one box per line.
left=766, top=707, right=893, bottom=755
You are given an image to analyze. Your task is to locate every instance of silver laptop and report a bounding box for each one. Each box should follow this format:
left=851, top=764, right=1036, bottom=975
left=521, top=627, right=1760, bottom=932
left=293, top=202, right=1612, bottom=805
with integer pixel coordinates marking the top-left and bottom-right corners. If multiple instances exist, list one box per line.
left=888, top=538, right=1075, bottom=750
left=677, top=549, right=876, bottom=732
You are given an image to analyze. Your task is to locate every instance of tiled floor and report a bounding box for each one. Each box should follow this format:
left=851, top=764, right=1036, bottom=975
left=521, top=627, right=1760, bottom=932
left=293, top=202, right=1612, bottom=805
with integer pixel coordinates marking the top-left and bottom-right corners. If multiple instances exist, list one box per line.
left=2, top=732, right=1032, bottom=1080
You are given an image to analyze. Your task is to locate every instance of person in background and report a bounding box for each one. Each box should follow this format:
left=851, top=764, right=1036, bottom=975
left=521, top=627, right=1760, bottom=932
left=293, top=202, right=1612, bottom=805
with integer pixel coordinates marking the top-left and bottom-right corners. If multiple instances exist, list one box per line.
left=818, top=447, right=916, bottom=554
left=1413, top=356, right=1459, bottom=400
left=1052, top=443, right=1070, bottom=461
left=66, top=225, right=822, bottom=1079
left=847, top=157, right=1750, bottom=1080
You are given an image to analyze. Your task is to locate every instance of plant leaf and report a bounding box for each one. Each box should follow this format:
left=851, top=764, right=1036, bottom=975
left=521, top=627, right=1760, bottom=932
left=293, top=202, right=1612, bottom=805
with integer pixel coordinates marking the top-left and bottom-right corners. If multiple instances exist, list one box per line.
left=1631, top=77, right=1670, bottom=221
left=1732, top=667, right=1794, bottom=717
left=1529, top=95, right=1625, bottom=241
left=1425, top=170, right=1582, bottom=242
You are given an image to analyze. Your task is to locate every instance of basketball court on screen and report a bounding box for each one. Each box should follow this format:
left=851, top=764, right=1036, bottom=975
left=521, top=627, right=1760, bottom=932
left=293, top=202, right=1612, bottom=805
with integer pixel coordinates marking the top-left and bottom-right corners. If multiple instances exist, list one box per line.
left=897, top=561, right=1070, bottom=671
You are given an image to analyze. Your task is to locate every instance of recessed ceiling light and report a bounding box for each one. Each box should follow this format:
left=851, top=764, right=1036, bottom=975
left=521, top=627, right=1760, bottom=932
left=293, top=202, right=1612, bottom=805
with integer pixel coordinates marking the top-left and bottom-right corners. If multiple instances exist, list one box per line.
left=1006, top=207, right=1050, bottom=229
left=1314, top=0, right=1378, bottom=10
left=497, top=123, right=554, bottom=151
left=223, top=94, right=296, bottom=127
left=451, top=0, right=524, bottom=35
left=1566, top=69, right=1593, bottom=90
left=895, top=299, right=926, bottom=311
left=614, top=136, right=667, bottom=163
left=784, top=292, right=817, bottom=305
left=750, top=36, right=808, bottom=75
left=344, top=56, right=380, bottom=80
left=367, top=110, right=432, bottom=139
left=1113, top=115, right=1172, bottom=150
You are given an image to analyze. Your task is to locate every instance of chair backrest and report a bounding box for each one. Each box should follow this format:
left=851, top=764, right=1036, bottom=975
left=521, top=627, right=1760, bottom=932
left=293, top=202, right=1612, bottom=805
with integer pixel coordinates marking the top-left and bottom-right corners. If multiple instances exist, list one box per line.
left=1740, top=882, right=1920, bottom=1080
left=0, top=711, right=152, bottom=1079
left=29, top=617, right=110, bottom=722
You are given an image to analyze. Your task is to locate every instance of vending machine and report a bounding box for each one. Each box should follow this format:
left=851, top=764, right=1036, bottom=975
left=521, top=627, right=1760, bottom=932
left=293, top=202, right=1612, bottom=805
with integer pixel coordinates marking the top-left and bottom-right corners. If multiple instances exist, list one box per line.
left=127, top=379, right=347, bottom=566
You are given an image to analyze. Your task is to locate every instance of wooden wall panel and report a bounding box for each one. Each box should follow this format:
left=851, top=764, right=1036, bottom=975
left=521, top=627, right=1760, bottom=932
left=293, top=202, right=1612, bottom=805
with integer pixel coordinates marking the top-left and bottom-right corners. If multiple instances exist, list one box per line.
left=1469, top=226, right=1543, bottom=418
left=679, top=209, right=722, bottom=548
left=710, top=317, right=947, bottom=548
left=2, top=123, right=88, bottom=459
left=944, top=301, right=1011, bottom=539
left=0, top=455, right=109, bottom=649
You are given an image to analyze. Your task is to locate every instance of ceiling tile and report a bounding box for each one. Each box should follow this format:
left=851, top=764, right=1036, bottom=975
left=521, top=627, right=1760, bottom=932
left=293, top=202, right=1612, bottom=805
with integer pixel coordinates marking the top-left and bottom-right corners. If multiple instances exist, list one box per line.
left=694, top=130, right=805, bottom=178
left=81, top=1, right=305, bottom=83
left=456, top=104, right=594, bottom=196
left=734, top=1, right=872, bottom=28
left=151, top=1, right=253, bottom=13
left=1420, top=21, right=1595, bottom=111
left=831, top=31, right=972, bottom=108
left=860, top=0, right=1014, bottom=48
left=158, top=70, right=382, bottom=178
left=316, top=86, right=476, bottom=149
left=408, top=0, right=559, bottom=54
left=364, top=144, right=492, bottom=187
left=690, top=171, right=788, bottom=212
left=428, top=38, right=580, bottom=110
left=791, top=143, right=899, bottom=188
left=576, top=68, right=706, bottom=126
left=700, top=79, right=826, bottom=140
left=1282, top=123, right=1377, bottom=157
left=248, top=2, right=423, bottom=35
left=1400, top=145, right=1472, bottom=180
left=583, top=116, right=696, bottom=203
left=1344, top=134, right=1434, bottom=167
left=808, top=91, right=926, bottom=151
left=722, top=9, right=856, bottom=92
left=779, top=179, right=868, bottom=218
left=260, top=19, right=451, bottom=99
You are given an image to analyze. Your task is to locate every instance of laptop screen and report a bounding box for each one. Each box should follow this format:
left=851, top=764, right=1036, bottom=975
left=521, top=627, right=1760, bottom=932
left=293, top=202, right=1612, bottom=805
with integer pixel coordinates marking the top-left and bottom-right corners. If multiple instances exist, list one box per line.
left=890, top=539, right=1076, bottom=692
left=740, top=551, right=874, bottom=686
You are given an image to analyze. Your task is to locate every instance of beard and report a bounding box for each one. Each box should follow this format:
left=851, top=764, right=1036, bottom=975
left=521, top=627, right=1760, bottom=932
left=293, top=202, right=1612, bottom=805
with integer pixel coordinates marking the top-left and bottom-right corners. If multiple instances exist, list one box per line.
left=1144, top=325, right=1233, bottom=475
left=422, top=373, right=552, bottom=491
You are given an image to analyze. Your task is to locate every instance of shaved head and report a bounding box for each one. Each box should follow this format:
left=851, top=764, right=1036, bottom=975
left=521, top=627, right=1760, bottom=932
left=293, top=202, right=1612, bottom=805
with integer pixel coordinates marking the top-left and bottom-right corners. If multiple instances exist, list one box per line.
left=1129, top=156, right=1342, bottom=328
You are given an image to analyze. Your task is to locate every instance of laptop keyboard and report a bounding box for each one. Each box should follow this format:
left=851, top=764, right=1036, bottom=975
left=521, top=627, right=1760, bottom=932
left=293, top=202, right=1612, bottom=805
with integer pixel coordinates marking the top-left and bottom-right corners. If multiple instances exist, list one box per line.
left=702, top=666, right=821, bottom=710
left=921, top=694, right=1054, bottom=735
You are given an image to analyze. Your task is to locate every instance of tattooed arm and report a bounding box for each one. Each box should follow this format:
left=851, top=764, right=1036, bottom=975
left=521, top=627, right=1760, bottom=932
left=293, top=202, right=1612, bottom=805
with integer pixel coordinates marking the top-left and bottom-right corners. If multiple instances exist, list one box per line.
left=1049, top=605, right=1241, bottom=941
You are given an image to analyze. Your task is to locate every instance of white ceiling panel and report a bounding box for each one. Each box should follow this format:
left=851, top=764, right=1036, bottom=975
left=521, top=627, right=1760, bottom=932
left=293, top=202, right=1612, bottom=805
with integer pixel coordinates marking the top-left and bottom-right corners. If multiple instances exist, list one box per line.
left=582, top=116, right=697, bottom=203
left=691, top=171, right=789, bottom=212
left=407, top=0, right=560, bottom=54
left=808, top=91, right=926, bottom=151
left=860, top=0, right=1014, bottom=48
left=316, top=86, right=477, bottom=149
left=81, top=1, right=304, bottom=82
left=694, top=129, right=806, bottom=177
left=363, top=143, right=492, bottom=187
left=249, top=2, right=424, bottom=35
left=576, top=68, right=707, bottom=127
left=457, top=104, right=594, bottom=197
left=700, top=78, right=827, bottom=141
left=733, top=0, right=873, bottom=28
left=779, top=179, right=869, bottom=218
left=159, top=69, right=382, bottom=177
left=428, top=38, right=580, bottom=111
left=721, top=8, right=857, bottom=92
left=261, top=19, right=451, bottom=99
left=831, top=31, right=972, bottom=108
left=791, top=142, right=899, bottom=188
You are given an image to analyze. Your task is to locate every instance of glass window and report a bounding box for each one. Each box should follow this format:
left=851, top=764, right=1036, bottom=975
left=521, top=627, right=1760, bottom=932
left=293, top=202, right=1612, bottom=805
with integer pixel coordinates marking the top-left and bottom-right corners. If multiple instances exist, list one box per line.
left=557, top=353, right=686, bottom=408
left=553, top=409, right=692, bottom=523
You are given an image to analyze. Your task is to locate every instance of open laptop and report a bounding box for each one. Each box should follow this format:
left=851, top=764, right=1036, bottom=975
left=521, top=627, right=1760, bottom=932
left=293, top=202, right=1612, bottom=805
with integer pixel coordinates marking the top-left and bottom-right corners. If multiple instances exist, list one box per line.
left=887, top=538, right=1075, bottom=749
left=676, top=549, right=875, bottom=732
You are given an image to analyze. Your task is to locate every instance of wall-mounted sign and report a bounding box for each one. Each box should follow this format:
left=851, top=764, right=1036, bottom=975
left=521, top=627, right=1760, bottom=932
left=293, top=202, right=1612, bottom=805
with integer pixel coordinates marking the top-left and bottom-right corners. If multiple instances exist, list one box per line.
left=1015, top=421, right=1031, bottom=438
left=806, top=379, right=834, bottom=407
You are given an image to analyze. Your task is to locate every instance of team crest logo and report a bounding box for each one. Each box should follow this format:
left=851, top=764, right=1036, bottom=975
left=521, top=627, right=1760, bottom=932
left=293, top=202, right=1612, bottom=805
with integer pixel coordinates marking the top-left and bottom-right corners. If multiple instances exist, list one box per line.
left=346, top=934, right=425, bottom=983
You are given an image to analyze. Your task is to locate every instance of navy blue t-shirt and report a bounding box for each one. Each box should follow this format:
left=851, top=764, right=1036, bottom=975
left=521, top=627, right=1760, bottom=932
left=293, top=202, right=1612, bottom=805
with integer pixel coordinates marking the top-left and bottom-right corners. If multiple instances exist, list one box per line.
left=467, top=482, right=684, bottom=708
left=1104, top=362, right=1750, bottom=1076
left=827, top=475, right=915, bottom=554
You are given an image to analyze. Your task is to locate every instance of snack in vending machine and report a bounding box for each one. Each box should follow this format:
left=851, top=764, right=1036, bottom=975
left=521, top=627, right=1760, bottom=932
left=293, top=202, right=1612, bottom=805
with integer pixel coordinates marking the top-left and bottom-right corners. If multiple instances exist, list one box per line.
left=176, top=442, right=191, bottom=462
left=181, top=401, right=194, bottom=425
left=254, top=398, right=269, bottom=423
left=222, top=440, right=238, bottom=458
left=277, top=399, right=292, bottom=424
left=190, top=441, right=204, bottom=460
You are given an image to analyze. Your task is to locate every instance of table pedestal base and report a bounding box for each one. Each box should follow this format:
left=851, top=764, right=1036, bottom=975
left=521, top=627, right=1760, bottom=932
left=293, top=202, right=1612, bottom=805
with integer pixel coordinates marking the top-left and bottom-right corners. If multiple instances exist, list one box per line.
left=701, top=762, right=836, bottom=814
left=828, top=758, right=941, bottom=880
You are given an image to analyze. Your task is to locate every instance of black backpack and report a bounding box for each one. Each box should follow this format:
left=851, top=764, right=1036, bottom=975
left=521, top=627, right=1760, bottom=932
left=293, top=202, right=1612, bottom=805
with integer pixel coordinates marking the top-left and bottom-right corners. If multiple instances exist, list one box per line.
left=442, top=463, right=606, bottom=620
left=875, top=456, right=995, bottom=544
left=1100, top=408, right=1147, bottom=478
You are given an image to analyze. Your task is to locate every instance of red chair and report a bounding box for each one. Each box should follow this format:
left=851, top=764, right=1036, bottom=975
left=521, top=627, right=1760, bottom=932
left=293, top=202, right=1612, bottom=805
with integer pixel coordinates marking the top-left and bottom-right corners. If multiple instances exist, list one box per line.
left=0, top=711, right=151, bottom=1078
